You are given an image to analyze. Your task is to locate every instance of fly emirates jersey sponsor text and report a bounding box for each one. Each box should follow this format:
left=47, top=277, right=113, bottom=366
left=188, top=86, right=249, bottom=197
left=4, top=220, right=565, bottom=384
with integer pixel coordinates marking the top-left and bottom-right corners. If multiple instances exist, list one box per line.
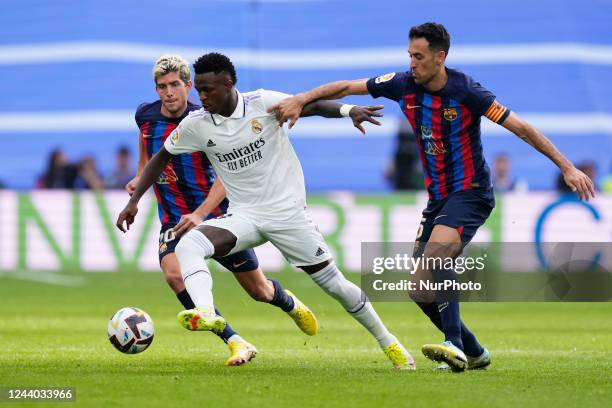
left=164, top=89, right=306, bottom=213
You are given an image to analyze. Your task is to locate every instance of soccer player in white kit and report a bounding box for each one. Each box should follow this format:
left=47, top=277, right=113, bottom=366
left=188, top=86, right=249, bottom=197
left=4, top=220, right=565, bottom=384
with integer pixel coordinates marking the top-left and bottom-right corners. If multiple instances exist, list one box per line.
left=117, top=53, right=415, bottom=369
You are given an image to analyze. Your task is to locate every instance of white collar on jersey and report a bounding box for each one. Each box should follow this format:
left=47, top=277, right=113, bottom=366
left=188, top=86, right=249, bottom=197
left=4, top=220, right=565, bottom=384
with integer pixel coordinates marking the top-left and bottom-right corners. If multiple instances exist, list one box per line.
left=210, top=89, right=246, bottom=126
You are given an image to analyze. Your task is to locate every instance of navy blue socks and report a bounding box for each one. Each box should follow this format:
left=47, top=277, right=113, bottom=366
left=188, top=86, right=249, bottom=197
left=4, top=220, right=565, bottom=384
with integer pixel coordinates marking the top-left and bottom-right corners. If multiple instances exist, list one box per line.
left=416, top=301, right=483, bottom=357
left=438, top=300, right=463, bottom=350
left=268, top=279, right=295, bottom=312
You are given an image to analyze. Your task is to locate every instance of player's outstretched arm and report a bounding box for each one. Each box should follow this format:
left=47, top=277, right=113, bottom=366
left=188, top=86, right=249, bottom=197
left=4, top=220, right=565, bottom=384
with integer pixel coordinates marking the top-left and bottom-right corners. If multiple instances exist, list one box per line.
left=126, top=134, right=148, bottom=195
left=502, top=111, right=596, bottom=201
left=116, top=147, right=172, bottom=232
left=301, top=100, right=384, bottom=135
left=173, top=178, right=227, bottom=236
left=269, top=79, right=369, bottom=129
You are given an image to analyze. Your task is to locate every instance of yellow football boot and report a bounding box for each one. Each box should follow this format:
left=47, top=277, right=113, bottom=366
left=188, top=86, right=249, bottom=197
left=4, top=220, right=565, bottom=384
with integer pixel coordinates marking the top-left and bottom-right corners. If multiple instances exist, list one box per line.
left=225, top=340, right=258, bottom=366
left=177, top=307, right=226, bottom=333
left=383, top=340, right=416, bottom=370
left=285, top=290, right=318, bottom=336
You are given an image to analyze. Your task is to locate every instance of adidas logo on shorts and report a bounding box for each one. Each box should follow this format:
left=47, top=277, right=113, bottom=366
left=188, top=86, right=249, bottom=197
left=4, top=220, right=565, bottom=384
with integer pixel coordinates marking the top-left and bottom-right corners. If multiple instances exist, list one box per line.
left=207, top=139, right=216, bottom=147
left=315, top=247, right=325, bottom=257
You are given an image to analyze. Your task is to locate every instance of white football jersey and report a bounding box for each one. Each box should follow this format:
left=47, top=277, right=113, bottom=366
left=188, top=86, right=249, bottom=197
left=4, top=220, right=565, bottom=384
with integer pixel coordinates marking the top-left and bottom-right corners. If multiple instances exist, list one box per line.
left=164, top=89, right=306, bottom=213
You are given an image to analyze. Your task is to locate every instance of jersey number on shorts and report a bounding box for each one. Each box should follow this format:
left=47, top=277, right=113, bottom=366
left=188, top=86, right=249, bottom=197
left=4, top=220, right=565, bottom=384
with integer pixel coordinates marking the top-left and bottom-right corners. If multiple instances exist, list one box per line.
left=415, top=217, right=427, bottom=241
left=159, top=229, right=176, bottom=244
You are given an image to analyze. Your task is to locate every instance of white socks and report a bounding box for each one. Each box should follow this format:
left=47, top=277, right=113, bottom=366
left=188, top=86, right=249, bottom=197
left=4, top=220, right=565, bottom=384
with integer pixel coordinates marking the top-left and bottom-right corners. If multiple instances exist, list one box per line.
left=310, top=262, right=395, bottom=348
left=174, top=230, right=216, bottom=312
left=351, top=302, right=396, bottom=348
left=228, top=334, right=245, bottom=344
left=310, top=262, right=364, bottom=311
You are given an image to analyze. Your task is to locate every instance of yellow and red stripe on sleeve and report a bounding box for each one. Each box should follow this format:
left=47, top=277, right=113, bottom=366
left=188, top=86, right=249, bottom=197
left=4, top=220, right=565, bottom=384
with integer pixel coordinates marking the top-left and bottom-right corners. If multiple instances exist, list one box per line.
left=484, top=100, right=510, bottom=124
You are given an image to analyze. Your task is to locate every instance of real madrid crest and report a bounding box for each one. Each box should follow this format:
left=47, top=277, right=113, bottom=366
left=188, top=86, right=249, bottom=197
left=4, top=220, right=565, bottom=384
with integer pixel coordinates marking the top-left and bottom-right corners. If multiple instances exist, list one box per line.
left=251, top=119, right=263, bottom=134
left=443, top=108, right=458, bottom=121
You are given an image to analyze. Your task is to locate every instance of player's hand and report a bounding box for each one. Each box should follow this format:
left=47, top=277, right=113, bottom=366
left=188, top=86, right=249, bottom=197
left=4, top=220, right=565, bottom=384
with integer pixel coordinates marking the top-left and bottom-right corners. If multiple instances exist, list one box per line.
left=349, top=105, right=384, bottom=135
left=173, top=212, right=207, bottom=236
left=563, top=166, right=596, bottom=201
left=116, top=202, right=139, bottom=232
left=267, top=95, right=307, bottom=129
left=125, top=176, right=140, bottom=196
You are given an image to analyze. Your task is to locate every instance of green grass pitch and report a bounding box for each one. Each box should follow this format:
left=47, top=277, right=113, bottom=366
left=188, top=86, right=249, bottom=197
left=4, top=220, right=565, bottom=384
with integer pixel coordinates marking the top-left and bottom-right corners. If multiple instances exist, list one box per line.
left=1, top=270, right=610, bottom=407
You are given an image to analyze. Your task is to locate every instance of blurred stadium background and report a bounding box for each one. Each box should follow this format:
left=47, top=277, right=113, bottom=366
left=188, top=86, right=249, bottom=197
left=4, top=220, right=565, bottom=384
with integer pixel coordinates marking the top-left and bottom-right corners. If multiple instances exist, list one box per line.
left=1, top=0, right=611, bottom=191
left=1, top=2, right=611, bottom=407
left=0, top=0, right=610, bottom=274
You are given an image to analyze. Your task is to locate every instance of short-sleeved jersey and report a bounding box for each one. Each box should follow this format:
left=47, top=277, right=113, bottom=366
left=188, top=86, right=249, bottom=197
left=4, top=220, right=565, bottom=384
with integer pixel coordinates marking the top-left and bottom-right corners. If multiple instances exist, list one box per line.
left=135, top=100, right=227, bottom=225
left=367, top=68, right=510, bottom=201
left=164, top=89, right=305, bottom=214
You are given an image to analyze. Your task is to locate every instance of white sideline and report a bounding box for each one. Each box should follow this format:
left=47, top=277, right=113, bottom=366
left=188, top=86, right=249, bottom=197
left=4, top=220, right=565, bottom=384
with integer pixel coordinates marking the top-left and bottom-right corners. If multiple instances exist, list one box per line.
left=0, top=270, right=86, bottom=287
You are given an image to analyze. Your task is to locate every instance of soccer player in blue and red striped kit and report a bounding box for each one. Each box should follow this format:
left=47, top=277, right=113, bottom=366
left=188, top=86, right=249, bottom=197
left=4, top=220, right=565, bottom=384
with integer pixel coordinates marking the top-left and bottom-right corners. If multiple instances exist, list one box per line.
left=271, top=22, right=595, bottom=371
left=127, top=55, right=318, bottom=366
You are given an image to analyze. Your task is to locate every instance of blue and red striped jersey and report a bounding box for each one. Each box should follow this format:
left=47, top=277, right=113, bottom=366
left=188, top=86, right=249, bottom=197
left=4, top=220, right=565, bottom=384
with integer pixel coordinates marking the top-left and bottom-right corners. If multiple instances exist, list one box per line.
left=367, top=68, right=510, bottom=200
left=135, top=100, right=227, bottom=225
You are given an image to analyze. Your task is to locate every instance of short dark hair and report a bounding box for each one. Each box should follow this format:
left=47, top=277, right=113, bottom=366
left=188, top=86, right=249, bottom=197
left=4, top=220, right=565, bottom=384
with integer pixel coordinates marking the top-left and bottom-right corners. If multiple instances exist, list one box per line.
left=409, top=22, right=450, bottom=55
left=193, top=52, right=237, bottom=85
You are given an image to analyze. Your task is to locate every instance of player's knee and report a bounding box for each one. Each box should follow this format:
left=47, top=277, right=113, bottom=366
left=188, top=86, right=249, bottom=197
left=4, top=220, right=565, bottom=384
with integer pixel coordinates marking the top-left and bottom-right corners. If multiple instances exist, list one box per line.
left=196, top=225, right=237, bottom=257
left=299, top=259, right=331, bottom=274
left=409, top=288, right=436, bottom=304
left=425, top=229, right=462, bottom=258
left=423, top=244, right=456, bottom=260
left=174, top=237, right=195, bottom=263
left=175, top=229, right=216, bottom=266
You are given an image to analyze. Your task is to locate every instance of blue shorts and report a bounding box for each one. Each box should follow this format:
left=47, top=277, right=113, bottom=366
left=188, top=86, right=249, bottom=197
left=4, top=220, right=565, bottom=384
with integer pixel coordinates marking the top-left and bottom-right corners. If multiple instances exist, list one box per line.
left=416, top=188, right=495, bottom=244
left=158, top=224, right=259, bottom=273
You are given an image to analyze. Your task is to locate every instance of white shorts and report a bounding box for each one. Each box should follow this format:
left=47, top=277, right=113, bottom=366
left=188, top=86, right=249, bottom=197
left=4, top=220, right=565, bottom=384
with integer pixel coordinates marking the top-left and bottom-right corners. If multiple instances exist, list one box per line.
left=201, top=206, right=332, bottom=267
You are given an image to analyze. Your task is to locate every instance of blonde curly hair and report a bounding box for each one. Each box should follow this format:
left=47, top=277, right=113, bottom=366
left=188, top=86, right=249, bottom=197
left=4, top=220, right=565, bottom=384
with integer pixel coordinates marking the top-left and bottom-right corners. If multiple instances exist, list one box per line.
left=152, top=54, right=191, bottom=85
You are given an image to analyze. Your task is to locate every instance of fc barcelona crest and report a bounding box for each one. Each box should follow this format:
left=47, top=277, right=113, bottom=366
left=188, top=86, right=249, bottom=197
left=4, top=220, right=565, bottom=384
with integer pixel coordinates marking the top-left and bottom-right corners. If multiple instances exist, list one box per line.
left=443, top=108, right=458, bottom=121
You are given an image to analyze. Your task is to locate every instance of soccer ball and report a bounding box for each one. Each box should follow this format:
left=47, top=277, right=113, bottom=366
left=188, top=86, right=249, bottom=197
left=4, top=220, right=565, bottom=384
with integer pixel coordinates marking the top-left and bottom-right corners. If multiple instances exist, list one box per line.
left=107, top=307, right=154, bottom=354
